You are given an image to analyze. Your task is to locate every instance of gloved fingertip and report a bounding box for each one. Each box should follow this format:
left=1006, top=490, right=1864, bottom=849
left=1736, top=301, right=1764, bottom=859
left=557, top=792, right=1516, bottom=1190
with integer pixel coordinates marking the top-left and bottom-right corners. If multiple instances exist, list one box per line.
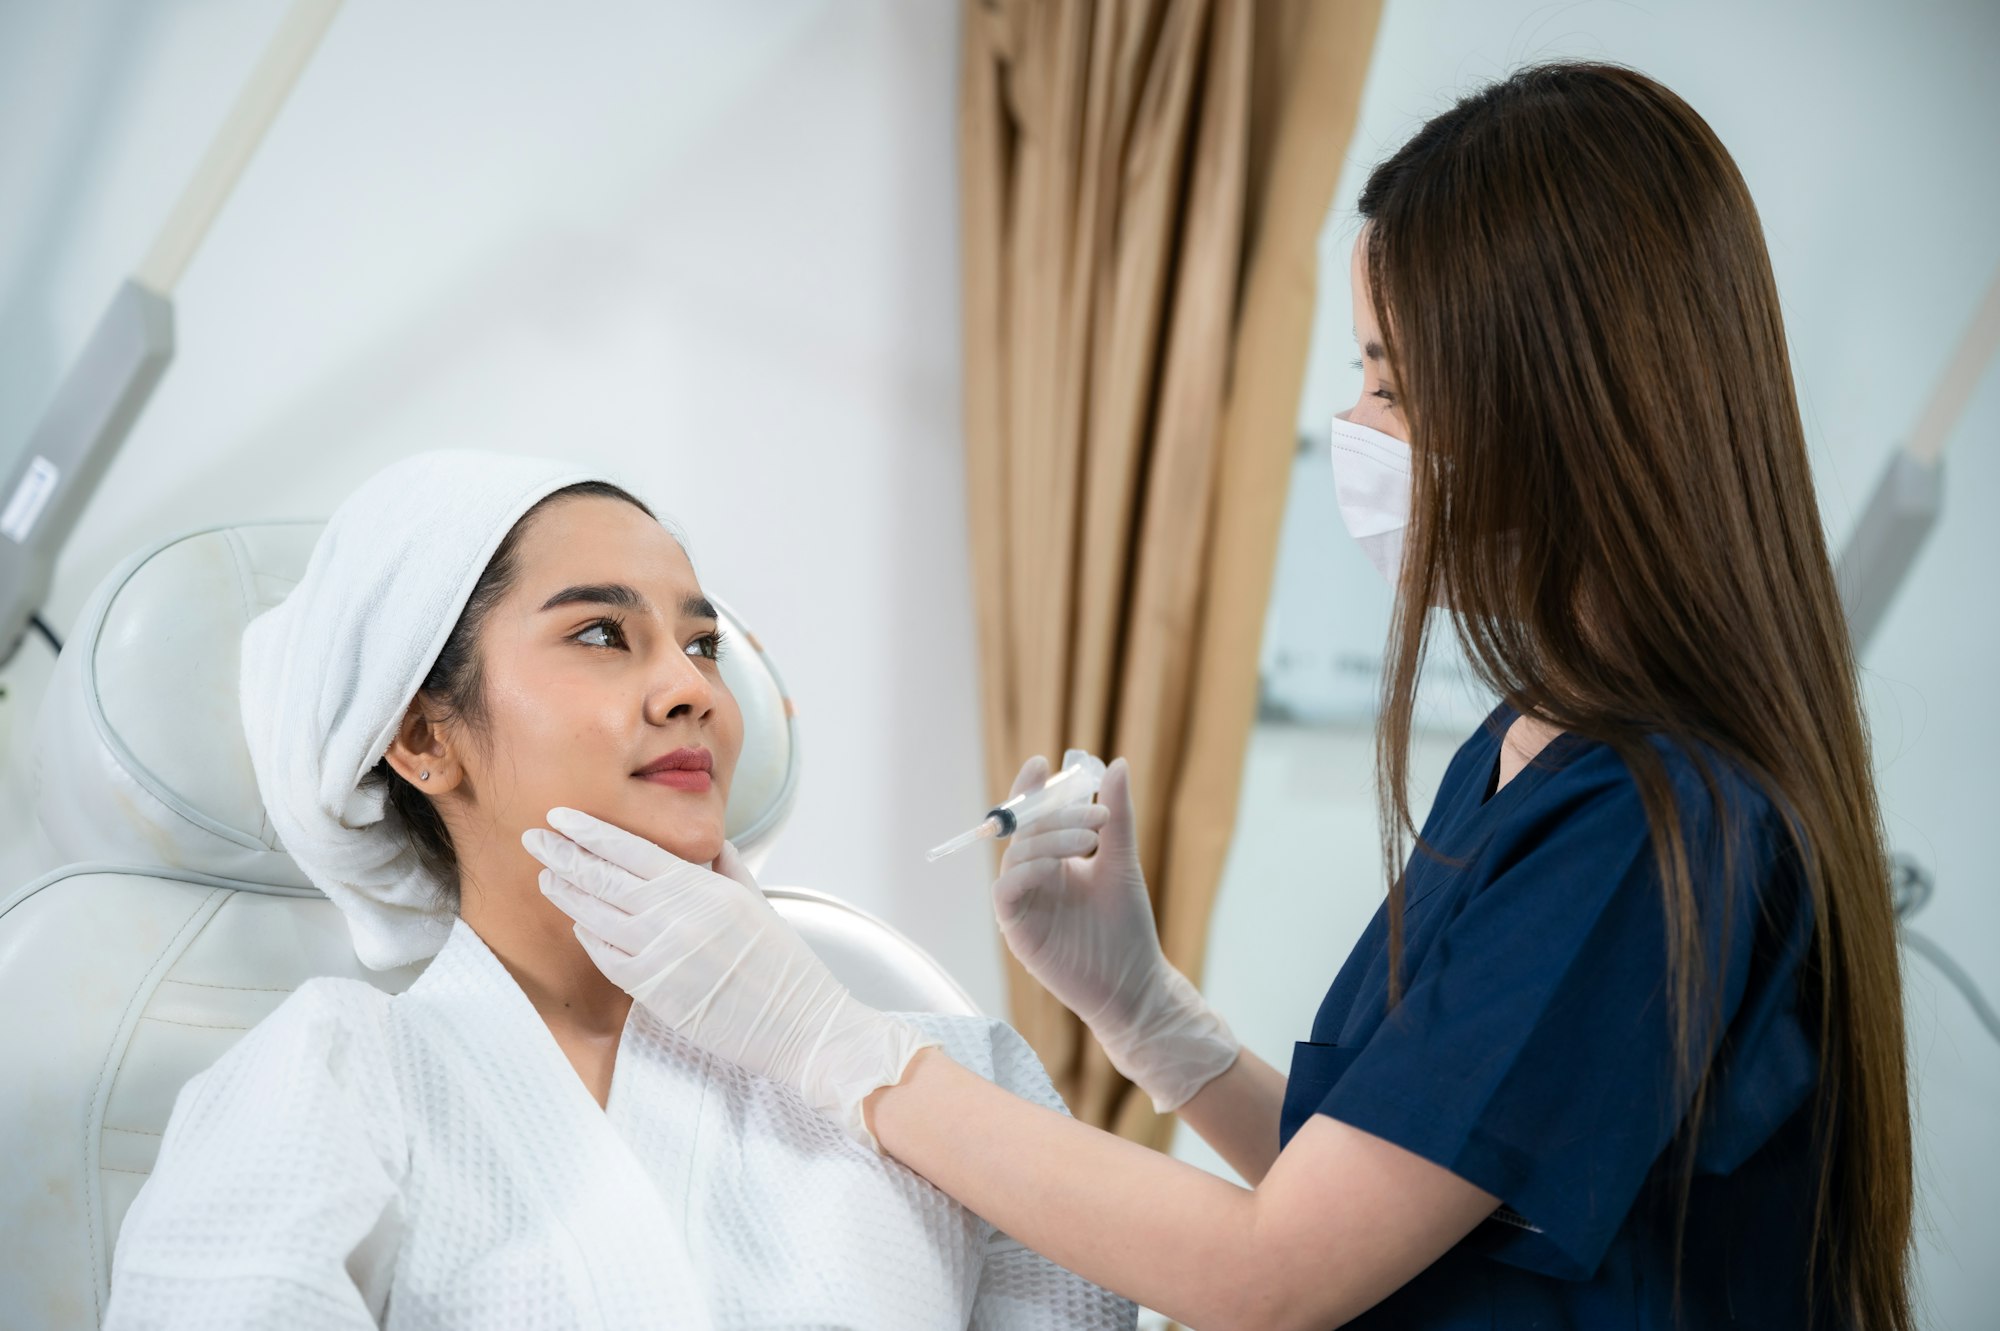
left=545, top=806, right=581, bottom=830
left=711, top=838, right=760, bottom=891
left=1009, top=753, right=1052, bottom=800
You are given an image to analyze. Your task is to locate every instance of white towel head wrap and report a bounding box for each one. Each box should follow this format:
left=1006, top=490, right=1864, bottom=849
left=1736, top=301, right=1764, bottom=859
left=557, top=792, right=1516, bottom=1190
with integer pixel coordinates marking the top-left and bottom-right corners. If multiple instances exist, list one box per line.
left=240, top=449, right=630, bottom=969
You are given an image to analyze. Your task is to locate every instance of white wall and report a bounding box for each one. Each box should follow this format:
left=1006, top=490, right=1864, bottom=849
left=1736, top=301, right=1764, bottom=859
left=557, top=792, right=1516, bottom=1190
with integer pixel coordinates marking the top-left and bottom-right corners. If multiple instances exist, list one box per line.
left=1187, top=3, right=2000, bottom=1328
left=3, top=1, right=1993, bottom=1326
left=0, top=0, right=1004, bottom=1011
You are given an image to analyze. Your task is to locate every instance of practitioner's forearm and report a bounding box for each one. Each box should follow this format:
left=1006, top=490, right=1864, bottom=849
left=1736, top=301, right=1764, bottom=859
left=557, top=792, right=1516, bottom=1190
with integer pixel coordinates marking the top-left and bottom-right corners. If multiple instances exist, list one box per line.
left=1173, top=1046, right=1291, bottom=1184
left=865, top=1049, right=1288, bottom=1331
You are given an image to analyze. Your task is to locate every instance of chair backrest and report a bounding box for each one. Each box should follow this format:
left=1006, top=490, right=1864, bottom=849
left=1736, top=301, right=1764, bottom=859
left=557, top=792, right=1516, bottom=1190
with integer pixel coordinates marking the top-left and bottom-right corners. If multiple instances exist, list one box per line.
left=0, top=522, right=976, bottom=1331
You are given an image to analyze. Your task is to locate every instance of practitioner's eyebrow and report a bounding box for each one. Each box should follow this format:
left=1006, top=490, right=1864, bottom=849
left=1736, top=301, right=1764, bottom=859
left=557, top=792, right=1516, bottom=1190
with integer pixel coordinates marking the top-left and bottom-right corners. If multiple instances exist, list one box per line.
left=680, top=594, right=717, bottom=622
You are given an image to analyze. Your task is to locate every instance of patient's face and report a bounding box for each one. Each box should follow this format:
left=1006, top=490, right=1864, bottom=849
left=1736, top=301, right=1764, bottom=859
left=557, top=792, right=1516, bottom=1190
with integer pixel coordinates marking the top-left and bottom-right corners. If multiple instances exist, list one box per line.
left=453, top=495, right=744, bottom=873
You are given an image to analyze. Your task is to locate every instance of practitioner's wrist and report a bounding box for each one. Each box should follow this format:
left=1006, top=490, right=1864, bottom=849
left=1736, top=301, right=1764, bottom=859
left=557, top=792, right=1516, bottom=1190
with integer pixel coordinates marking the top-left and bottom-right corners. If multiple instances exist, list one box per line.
left=1094, top=961, right=1241, bottom=1114
left=860, top=1043, right=946, bottom=1156
left=807, top=1001, right=942, bottom=1153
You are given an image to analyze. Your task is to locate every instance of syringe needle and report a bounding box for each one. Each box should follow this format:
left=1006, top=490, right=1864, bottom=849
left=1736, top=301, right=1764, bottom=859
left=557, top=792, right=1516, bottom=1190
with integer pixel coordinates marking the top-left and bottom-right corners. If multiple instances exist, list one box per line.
left=926, top=816, right=1001, bottom=862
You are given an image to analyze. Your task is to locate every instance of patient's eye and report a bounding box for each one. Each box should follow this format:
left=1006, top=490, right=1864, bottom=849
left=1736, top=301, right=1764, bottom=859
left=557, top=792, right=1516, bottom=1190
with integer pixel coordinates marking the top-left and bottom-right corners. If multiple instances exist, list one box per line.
left=573, top=618, right=628, bottom=650
left=686, top=629, right=728, bottom=664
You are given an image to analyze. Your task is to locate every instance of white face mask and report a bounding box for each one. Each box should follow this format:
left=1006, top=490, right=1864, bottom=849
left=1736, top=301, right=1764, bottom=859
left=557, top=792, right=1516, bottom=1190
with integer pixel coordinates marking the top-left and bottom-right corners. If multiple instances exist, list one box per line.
left=1328, top=414, right=1412, bottom=586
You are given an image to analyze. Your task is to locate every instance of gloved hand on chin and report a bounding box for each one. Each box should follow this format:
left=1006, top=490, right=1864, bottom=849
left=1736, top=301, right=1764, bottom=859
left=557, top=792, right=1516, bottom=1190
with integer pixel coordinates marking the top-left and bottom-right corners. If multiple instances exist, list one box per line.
left=523, top=809, right=939, bottom=1151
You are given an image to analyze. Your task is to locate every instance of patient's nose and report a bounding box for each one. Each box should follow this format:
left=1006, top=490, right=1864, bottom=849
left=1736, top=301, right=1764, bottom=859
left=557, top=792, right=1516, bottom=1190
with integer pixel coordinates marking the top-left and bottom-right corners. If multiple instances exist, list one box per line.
left=644, top=647, right=716, bottom=726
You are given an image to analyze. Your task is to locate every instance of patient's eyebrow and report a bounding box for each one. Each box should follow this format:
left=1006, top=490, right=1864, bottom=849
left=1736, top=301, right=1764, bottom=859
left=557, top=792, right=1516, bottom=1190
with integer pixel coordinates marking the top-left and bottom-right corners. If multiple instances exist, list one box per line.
left=538, top=585, right=718, bottom=622
left=539, top=583, right=650, bottom=613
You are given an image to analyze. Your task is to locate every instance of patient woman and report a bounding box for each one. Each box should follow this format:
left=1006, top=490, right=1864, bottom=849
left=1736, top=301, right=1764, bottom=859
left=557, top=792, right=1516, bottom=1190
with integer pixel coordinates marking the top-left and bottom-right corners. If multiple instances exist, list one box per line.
left=103, top=450, right=1133, bottom=1331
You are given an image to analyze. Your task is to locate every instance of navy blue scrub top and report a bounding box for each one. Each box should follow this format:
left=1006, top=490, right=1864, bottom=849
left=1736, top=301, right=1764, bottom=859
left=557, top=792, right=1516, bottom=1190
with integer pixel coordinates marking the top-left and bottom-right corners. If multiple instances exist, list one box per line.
left=1280, top=702, right=1826, bottom=1328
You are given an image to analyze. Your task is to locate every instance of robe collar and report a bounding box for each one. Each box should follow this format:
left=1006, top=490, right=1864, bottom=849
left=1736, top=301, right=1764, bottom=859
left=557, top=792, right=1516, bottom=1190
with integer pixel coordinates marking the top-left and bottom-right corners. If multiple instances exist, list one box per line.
left=396, top=916, right=706, bottom=1323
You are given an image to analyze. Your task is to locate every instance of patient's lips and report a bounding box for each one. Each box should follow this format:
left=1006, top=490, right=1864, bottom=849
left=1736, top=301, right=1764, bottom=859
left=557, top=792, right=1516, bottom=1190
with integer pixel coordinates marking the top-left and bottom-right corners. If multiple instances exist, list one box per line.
left=635, top=746, right=713, bottom=793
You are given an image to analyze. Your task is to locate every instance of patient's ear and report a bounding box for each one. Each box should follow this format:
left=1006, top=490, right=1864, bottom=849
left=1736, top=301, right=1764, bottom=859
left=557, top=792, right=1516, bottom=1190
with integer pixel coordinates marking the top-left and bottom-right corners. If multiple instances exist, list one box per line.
left=384, top=699, right=464, bottom=795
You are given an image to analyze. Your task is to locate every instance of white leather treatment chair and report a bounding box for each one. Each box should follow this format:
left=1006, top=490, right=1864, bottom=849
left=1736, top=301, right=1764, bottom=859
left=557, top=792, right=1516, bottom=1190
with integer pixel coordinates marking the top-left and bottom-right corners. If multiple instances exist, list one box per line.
left=0, top=520, right=978, bottom=1331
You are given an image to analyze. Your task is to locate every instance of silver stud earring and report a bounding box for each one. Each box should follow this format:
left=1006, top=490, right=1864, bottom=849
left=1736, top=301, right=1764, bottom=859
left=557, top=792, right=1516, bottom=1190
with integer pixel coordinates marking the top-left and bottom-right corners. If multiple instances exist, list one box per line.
left=419, top=770, right=430, bottom=781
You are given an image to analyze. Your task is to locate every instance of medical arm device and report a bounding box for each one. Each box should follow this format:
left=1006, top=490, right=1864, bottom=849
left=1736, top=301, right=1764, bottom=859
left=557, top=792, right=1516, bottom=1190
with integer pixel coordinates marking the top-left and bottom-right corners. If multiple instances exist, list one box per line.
left=1835, top=262, right=2000, bottom=652
left=0, top=0, right=344, bottom=665
left=1828, top=260, right=2000, bottom=1050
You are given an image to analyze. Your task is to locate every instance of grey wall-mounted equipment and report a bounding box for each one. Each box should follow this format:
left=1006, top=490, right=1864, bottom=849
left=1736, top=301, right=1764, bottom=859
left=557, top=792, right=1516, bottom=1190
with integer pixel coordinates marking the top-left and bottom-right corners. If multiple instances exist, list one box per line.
left=1836, top=264, right=2000, bottom=653
left=0, top=0, right=344, bottom=666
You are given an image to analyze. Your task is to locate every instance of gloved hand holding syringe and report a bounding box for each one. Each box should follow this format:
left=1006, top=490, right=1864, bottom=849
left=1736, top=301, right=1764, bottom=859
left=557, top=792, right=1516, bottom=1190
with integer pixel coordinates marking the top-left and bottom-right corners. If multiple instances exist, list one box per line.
left=938, top=748, right=1243, bottom=1115
left=926, top=749, right=1107, bottom=860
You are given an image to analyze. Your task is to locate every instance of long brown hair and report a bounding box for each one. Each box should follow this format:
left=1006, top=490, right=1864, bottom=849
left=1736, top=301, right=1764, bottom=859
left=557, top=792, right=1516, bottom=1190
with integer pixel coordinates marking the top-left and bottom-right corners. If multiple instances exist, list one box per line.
left=1357, top=62, right=1912, bottom=1328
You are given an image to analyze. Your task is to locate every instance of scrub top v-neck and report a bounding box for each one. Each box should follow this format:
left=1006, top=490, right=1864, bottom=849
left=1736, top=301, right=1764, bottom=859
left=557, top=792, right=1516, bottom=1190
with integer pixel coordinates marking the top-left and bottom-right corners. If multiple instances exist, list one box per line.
left=1280, top=702, right=1827, bottom=1328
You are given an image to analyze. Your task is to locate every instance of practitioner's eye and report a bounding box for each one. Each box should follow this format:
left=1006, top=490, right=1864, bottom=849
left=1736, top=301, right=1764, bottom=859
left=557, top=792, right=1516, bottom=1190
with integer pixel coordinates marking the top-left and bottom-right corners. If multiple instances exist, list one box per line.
left=1350, top=358, right=1398, bottom=407
left=574, top=618, right=628, bottom=650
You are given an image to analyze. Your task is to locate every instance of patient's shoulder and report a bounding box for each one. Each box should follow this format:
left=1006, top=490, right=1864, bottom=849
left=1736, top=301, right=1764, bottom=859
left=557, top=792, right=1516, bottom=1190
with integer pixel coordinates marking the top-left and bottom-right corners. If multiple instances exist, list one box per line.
left=284, top=971, right=396, bottom=1019
left=181, top=976, right=398, bottom=1113
left=245, top=974, right=394, bottom=1053
left=284, top=972, right=397, bottom=1016
left=126, top=976, right=410, bottom=1283
left=895, top=1012, right=1070, bottom=1116
left=151, top=974, right=409, bottom=1199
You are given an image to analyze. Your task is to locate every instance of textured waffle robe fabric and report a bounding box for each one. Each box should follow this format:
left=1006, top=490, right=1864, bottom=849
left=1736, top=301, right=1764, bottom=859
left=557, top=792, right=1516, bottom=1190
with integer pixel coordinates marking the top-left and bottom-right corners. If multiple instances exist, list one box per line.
left=103, top=917, right=1136, bottom=1330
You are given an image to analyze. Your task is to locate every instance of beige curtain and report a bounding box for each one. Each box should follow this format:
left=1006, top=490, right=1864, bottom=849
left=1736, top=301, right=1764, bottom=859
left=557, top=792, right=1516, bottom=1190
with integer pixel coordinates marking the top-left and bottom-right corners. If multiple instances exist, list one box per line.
left=958, top=0, right=1382, bottom=1147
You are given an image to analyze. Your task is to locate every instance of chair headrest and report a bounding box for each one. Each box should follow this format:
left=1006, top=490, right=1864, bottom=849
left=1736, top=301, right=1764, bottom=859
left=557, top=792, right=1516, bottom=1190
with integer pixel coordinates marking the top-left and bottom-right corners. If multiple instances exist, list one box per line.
left=33, top=522, right=801, bottom=884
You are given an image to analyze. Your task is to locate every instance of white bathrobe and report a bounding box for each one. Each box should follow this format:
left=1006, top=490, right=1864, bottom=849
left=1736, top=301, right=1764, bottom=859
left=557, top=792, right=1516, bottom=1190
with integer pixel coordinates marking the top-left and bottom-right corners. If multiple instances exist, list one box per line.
left=103, top=917, right=1134, bottom=1330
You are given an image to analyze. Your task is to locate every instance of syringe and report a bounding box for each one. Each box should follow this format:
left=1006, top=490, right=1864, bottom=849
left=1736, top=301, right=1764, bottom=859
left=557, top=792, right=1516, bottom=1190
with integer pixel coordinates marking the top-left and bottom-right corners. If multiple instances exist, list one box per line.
left=927, top=749, right=1108, bottom=861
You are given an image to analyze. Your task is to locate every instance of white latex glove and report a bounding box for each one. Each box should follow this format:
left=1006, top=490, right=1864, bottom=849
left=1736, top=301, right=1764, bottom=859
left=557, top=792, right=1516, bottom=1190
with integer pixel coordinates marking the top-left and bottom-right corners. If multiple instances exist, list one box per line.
left=523, top=808, right=939, bottom=1151
left=994, top=756, right=1240, bottom=1112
